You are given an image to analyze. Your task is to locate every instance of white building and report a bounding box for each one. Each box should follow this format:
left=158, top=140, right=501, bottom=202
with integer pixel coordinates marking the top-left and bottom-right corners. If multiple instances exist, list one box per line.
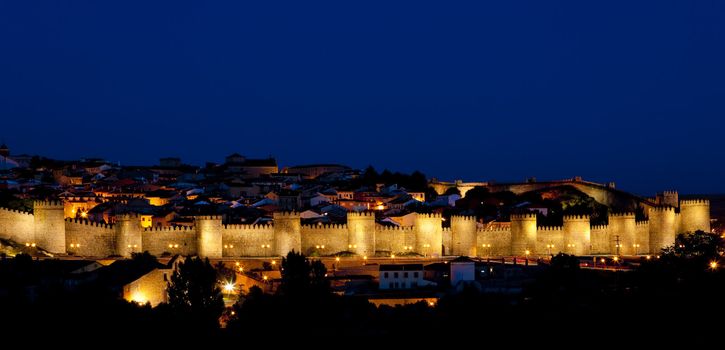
left=379, top=264, right=430, bottom=290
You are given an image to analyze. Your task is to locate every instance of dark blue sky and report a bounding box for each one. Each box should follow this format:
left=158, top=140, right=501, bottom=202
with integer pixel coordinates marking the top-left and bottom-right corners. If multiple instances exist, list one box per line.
left=1, top=1, right=724, bottom=195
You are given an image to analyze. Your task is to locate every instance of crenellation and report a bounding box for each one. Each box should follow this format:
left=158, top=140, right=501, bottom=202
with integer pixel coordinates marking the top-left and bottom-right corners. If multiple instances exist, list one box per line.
left=1, top=193, right=710, bottom=257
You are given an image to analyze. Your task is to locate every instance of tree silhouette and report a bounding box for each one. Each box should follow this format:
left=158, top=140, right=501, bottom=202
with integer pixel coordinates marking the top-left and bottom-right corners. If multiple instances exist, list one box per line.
left=280, top=250, right=329, bottom=298
left=167, top=256, right=224, bottom=329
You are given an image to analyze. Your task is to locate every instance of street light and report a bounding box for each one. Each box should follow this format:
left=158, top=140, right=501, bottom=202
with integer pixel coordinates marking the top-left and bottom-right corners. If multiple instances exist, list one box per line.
left=482, top=244, right=492, bottom=258
left=633, top=244, right=640, bottom=256
left=546, top=244, right=554, bottom=256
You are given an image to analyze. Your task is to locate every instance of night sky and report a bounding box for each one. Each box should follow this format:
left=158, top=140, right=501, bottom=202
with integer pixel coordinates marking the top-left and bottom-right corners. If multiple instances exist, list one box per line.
left=1, top=1, right=724, bottom=195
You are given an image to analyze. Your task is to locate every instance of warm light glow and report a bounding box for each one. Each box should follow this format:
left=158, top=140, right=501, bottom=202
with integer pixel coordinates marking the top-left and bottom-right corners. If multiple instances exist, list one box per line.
left=710, top=261, right=718, bottom=270
left=262, top=275, right=268, bottom=281
left=524, top=250, right=530, bottom=256
left=223, top=282, right=235, bottom=293
left=363, top=255, right=367, bottom=260
left=231, top=311, right=235, bottom=316
left=168, top=244, right=173, bottom=248
left=335, top=257, right=340, bottom=262
left=130, top=292, right=147, bottom=304
left=428, top=301, right=435, bottom=306
left=601, top=258, right=606, bottom=263
left=646, top=255, right=651, bottom=260
left=391, top=254, right=395, bottom=258
left=613, top=256, right=619, bottom=262
left=31, top=243, right=36, bottom=247
left=80, top=212, right=88, bottom=218
left=271, top=260, right=276, bottom=265
left=235, top=262, right=240, bottom=266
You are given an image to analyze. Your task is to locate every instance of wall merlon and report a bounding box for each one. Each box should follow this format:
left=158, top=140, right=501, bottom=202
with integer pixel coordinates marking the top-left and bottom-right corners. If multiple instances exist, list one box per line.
left=451, top=215, right=477, bottom=221
left=273, top=211, right=301, bottom=218
left=417, top=212, right=442, bottom=219
left=33, top=200, right=64, bottom=208
left=144, top=226, right=195, bottom=232
left=563, top=214, right=590, bottom=221
left=0, top=207, right=33, bottom=216
left=680, top=199, right=709, bottom=206
left=609, top=212, right=636, bottom=218
left=650, top=206, right=676, bottom=212
left=347, top=211, right=375, bottom=217
left=194, top=215, right=223, bottom=221
left=510, top=213, right=537, bottom=220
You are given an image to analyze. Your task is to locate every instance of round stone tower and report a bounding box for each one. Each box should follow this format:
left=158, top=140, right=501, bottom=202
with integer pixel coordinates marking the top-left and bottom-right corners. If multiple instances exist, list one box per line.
left=450, top=215, right=477, bottom=256
left=415, top=213, right=443, bottom=257
left=273, top=211, right=301, bottom=256
left=116, top=213, right=143, bottom=257
left=608, top=212, right=636, bottom=255
left=649, top=206, right=677, bottom=254
left=347, top=211, right=376, bottom=257
left=33, top=200, right=66, bottom=254
left=196, top=215, right=223, bottom=258
left=563, top=214, right=591, bottom=256
left=679, top=199, right=710, bottom=234
left=510, top=213, right=537, bottom=256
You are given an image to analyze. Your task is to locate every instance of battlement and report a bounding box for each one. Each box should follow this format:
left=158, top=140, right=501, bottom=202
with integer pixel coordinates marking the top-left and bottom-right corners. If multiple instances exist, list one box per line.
left=347, top=211, right=375, bottom=218
left=442, top=227, right=451, bottom=232
left=0, top=207, right=33, bottom=216
left=273, top=211, right=301, bottom=218
left=510, top=213, right=537, bottom=220
left=680, top=199, right=709, bottom=206
left=65, top=218, right=114, bottom=229
left=451, top=215, right=477, bottom=222
left=376, top=225, right=414, bottom=232
left=636, top=220, right=649, bottom=227
left=301, top=223, right=348, bottom=230
left=194, top=215, right=223, bottom=221
left=662, top=190, right=678, bottom=195
left=563, top=214, right=590, bottom=221
left=144, top=225, right=195, bottom=232
left=537, top=226, right=563, bottom=231
left=33, top=200, right=64, bottom=208
left=591, top=224, right=608, bottom=231
left=223, top=223, right=273, bottom=230
left=477, top=226, right=511, bottom=233
left=416, top=212, right=442, bottom=219
left=650, top=206, right=676, bottom=212
left=609, top=212, right=636, bottom=218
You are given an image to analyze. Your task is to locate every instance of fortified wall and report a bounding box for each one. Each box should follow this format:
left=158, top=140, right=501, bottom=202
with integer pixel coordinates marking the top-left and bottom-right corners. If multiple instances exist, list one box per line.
left=0, top=198, right=710, bottom=258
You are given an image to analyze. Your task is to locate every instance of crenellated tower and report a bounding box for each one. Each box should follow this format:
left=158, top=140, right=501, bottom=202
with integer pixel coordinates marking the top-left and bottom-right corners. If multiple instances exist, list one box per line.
left=649, top=206, right=677, bottom=254
left=273, top=211, right=301, bottom=256
left=563, top=214, right=590, bottom=255
left=450, top=215, right=477, bottom=256
left=414, top=213, right=443, bottom=257
left=608, top=212, right=637, bottom=255
left=510, top=213, right=537, bottom=256
left=196, top=215, right=223, bottom=258
left=346, top=211, right=376, bottom=257
left=116, top=213, right=143, bottom=257
left=33, top=200, right=66, bottom=253
left=679, top=199, right=710, bottom=234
